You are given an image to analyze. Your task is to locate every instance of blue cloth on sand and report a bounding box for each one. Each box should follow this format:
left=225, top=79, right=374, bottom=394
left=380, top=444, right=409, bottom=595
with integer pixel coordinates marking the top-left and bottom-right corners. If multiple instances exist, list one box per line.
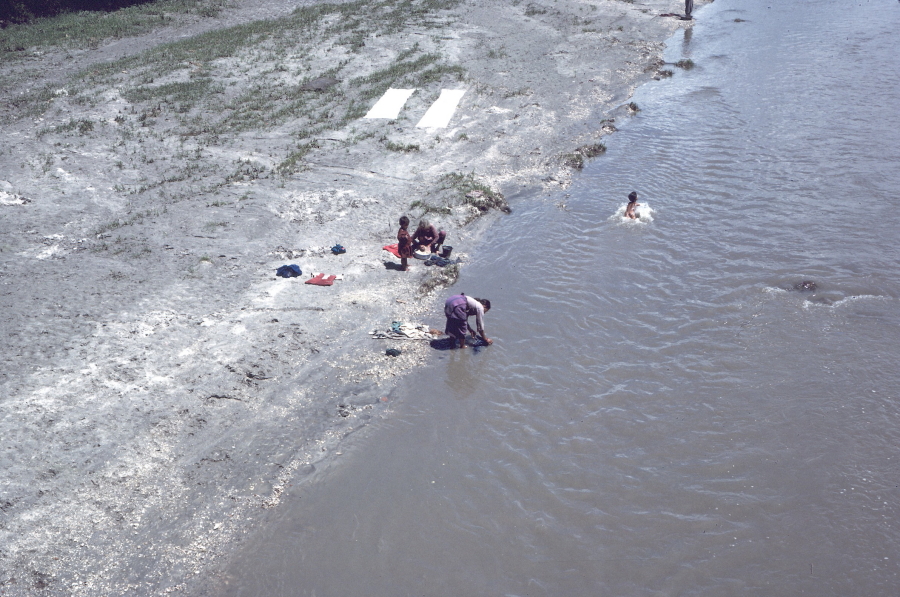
left=276, top=264, right=302, bottom=278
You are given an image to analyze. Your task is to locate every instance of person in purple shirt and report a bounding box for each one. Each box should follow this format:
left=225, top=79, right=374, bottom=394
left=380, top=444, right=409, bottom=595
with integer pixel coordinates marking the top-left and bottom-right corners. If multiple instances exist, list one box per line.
left=444, top=293, right=492, bottom=348
left=412, top=219, right=447, bottom=253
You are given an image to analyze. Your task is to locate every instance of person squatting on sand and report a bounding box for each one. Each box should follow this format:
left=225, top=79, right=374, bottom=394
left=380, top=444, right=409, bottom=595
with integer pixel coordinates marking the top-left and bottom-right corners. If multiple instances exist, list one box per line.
left=412, top=219, right=447, bottom=253
left=397, top=215, right=413, bottom=271
left=625, top=191, right=641, bottom=219
left=444, top=294, right=493, bottom=348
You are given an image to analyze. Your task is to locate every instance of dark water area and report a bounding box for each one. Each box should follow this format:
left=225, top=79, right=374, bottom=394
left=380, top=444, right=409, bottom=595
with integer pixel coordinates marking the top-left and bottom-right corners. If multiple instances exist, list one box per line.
left=222, top=0, right=900, bottom=594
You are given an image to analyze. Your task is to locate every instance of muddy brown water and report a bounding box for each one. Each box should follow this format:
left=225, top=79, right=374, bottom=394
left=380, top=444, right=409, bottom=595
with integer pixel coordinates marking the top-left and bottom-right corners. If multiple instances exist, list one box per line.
left=220, top=1, right=900, bottom=594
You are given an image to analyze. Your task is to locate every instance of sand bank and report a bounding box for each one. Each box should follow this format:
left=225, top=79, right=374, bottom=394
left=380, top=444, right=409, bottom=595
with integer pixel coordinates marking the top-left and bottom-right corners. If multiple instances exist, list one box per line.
left=0, top=0, right=701, bottom=593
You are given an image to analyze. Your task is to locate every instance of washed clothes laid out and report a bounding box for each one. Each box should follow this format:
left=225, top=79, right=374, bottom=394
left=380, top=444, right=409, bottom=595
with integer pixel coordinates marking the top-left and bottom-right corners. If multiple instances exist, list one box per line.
left=276, top=264, right=302, bottom=278
left=423, top=255, right=460, bottom=267
left=369, top=322, right=436, bottom=340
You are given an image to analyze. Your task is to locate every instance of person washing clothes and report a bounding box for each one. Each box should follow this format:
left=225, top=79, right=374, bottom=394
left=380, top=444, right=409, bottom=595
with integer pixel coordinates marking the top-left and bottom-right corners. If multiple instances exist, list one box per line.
left=412, top=219, right=447, bottom=253
left=444, top=293, right=492, bottom=349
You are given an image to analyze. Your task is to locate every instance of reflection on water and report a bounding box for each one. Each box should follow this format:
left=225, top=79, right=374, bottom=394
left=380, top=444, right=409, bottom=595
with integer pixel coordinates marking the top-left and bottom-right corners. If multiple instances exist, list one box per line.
left=223, top=1, right=900, bottom=595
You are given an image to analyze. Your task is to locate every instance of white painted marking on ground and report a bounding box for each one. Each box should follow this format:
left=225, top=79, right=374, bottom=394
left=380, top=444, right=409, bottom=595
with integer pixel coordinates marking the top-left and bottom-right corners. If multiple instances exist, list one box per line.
left=364, top=88, right=417, bottom=119
left=415, top=89, right=466, bottom=128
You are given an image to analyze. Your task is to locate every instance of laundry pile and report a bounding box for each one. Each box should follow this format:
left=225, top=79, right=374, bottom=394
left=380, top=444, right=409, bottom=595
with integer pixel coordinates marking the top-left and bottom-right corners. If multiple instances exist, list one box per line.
left=369, top=322, right=441, bottom=340
left=422, top=254, right=460, bottom=267
left=276, top=264, right=302, bottom=278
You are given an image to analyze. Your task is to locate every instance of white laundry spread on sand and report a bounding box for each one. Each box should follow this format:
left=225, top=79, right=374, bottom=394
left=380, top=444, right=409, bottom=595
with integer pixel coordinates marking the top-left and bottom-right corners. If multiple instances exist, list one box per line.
left=369, top=323, right=437, bottom=340
left=364, top=88, right=417, bottom=119
left=415, top=89, right=466, bottom=128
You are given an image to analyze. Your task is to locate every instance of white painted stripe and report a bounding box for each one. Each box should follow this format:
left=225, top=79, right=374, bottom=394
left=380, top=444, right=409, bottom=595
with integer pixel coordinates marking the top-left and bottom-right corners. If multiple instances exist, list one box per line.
left=363, top=88, right=416, bottom=119
left=415, top=89, right=466, bottom=128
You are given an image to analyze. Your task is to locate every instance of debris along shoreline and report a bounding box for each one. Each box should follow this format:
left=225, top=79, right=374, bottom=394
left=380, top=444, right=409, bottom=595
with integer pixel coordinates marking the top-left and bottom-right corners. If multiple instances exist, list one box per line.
left=0, top=0, right=701, bottom=593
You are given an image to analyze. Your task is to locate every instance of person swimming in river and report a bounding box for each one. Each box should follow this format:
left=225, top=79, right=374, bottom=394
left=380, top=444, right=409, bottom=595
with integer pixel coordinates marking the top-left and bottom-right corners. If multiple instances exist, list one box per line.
left=444, top=293, right=493, bottom=349
left=397, top=215, right=413, bottom=271
left=624, top=191, right=641, bottom=219
left=411, top=219, right=447, bottom=253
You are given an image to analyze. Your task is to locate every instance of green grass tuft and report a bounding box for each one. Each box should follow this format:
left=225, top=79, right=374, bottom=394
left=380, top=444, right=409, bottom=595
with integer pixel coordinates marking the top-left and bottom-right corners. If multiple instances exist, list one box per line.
left=439, top=172, right=509, bottom=214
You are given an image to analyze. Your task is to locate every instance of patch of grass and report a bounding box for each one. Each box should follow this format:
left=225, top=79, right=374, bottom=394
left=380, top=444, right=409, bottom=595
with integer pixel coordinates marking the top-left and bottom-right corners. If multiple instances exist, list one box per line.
left=275, top=142, right=318, bottom=175
left=410, top=199, right=452, bottom=216
left=352, top=53, right=439, bottom=101
left=562, top=144, right=605, bottom=170
left=657, top=69, right=673, bottom=78
left=37, top=117, right=95, bottom=139
left=225, top=159, right=267, bottom=183
left=0, top=0, right=230, bottom=59
left=384, top=140, right=420, bottom=152
left=93, top=207, right=164, bottom=236
left=121, top=78, right=220, bottom=112
left=199, top=255, right=212, bottom=262
left=524, top=5, right=547, bottom=16
left=563, top=152, right=584, bottom=170
left=674, top=59, right=695, bottom=69
left=502, top=87, right=531, bottom=98
left=439, top=172, right=509, bottom=214
left=8, top=0, right=466, bottom=129
left=2, top=84, right=55, bottom=123
left=578, top=143, right=606, bottom=158
left=419, top=263, right=460, bottom=296
left=203, top=221, right=228, bottom=231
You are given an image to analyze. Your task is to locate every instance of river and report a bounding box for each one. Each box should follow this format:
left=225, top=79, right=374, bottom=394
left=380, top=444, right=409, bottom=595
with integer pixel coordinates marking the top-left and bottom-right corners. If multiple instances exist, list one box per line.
left=221, top=0, right=900, bottom=594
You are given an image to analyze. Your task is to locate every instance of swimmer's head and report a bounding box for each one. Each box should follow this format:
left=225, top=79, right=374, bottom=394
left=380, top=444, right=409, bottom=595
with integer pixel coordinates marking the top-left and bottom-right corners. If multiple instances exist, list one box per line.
left=628, top=191, right=638, bottom=203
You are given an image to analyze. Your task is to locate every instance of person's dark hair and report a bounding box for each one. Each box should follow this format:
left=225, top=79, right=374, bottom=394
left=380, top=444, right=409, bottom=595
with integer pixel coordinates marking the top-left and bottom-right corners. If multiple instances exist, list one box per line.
left=628, top=191, right=638, bottom=202
left=399, top=215, right=410, bottom=227
left=475, top=298, right=491, bottom=312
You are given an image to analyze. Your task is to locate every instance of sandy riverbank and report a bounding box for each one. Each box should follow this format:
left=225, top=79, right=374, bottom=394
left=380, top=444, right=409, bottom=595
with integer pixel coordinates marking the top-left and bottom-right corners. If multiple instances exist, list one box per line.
left=0, top=0, right=701, bottom=593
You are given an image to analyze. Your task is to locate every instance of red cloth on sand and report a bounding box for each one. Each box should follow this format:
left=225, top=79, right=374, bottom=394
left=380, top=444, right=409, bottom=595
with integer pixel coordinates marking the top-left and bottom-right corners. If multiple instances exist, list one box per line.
left=305, top=273, right=336, bottom=286
left=383, top=244, right=401, bottom=257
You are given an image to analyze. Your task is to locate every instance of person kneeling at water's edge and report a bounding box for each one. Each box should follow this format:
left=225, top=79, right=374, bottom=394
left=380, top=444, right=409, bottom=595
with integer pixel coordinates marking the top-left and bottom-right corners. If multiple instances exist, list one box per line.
left=444, top=294, right=492, bottom=348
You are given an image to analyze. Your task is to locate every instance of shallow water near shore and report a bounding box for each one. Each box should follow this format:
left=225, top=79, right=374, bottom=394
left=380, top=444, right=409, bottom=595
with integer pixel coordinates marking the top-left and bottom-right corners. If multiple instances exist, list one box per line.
left=222, top=1, right=900, bottom=594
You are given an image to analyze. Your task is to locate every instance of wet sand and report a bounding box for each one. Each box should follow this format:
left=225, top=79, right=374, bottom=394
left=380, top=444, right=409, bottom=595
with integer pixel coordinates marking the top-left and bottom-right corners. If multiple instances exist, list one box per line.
left=0, top=0, right=702, bottom=593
